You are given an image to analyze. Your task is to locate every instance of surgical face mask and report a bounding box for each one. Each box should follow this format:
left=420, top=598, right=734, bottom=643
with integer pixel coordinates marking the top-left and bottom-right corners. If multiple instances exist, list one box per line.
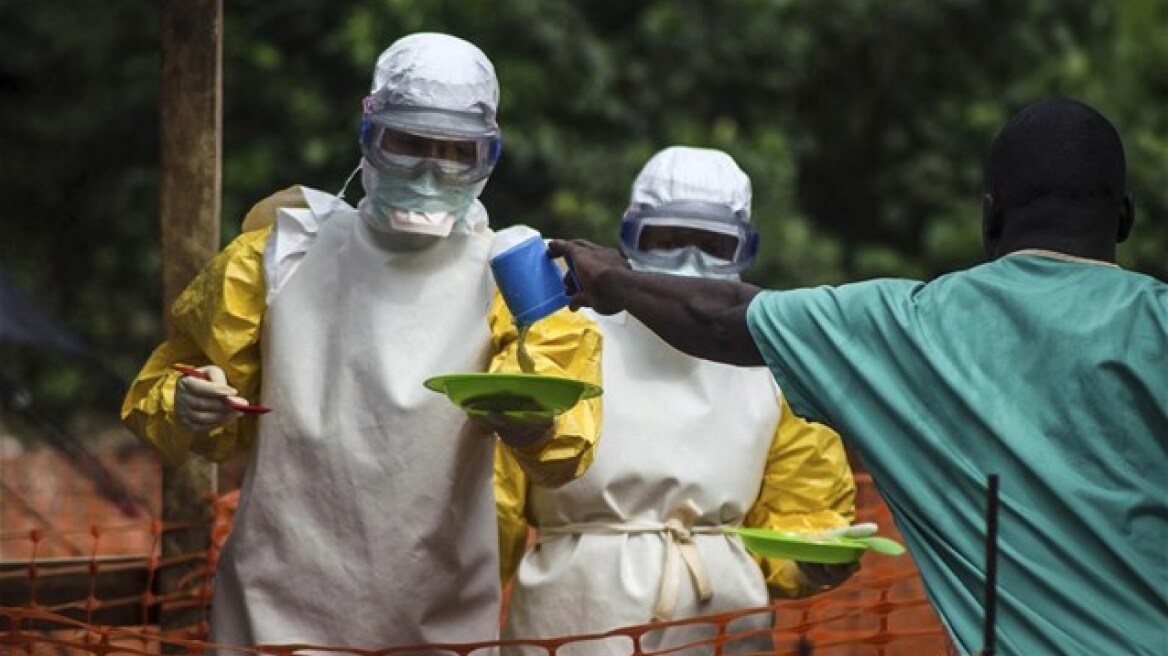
left=360, top=164, right=478, bottom=237
left=628, top=250, right=741, bottom=281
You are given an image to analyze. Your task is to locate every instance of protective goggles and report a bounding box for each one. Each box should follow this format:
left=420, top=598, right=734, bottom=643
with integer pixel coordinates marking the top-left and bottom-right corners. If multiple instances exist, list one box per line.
left=620, top=200, right=758, bottom=274
left=360, top=121, right=501, bottom=185
left=360, top=98, right=502, bottom=185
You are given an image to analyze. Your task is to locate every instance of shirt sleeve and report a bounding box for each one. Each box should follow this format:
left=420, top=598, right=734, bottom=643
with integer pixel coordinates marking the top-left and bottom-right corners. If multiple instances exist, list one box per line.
left=744, top=279, right=920, bottom=433
left=120, top=227, right=271, bottom=464
left=744, top=394, right=857, bottom=598
left=487, top=292, right=604, bottom=488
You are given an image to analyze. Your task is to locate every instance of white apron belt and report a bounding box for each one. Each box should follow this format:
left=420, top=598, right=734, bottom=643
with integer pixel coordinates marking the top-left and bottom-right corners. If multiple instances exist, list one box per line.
left=537, top=502, right=727, bottom=622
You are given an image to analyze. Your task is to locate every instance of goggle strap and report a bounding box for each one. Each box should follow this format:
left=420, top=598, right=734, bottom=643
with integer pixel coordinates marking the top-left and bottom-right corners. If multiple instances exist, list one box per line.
left=362, top=122, right=500, bottom=158
left=627, top=201, right=748, bottom=226
left=619, top=221, right=638, bottom=252
left=488, top=135, right=503, bottom=166
left=358, top=117, right=372, bottom=146
left=633, top=216, right=743, bottom=237
left=743, top=229, right=759, bottom=260
left=362, top=99, right=500, bottom=140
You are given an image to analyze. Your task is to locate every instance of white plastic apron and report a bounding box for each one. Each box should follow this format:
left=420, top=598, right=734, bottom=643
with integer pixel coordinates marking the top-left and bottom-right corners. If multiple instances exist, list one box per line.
left=503, top=312, right=782, bottom=655
left=210, top=205, right=500, bottom=651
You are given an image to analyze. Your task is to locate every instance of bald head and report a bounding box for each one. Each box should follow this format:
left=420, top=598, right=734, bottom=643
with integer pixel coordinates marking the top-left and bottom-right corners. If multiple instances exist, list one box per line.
left=982, top=99, right=1132, bottom=261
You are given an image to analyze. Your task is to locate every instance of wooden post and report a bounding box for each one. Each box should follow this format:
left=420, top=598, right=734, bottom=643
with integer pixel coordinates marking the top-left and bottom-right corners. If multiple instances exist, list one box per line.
left=160, top=0, right=222, bottom=640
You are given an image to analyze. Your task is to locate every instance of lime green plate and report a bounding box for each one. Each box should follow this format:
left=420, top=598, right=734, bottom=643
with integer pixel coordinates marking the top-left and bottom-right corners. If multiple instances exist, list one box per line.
left=726, top=528, right=873, bottom=564
left=424, top=373, right=602, bottom=419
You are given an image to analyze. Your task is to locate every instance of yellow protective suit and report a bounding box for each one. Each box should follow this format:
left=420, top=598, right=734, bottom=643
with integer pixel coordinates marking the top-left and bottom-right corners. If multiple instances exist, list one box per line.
left=496, top=306, right=854, bottom=654
left=122, top=186, right=603, bottom=650
left=496, top=374, right=855, bottom=599
left=122, top=188, right=601, bottom=484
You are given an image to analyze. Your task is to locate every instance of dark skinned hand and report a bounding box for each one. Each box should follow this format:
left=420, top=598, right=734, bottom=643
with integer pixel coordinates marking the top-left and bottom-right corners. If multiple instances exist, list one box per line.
left=547, top=239, right=632, bottom=315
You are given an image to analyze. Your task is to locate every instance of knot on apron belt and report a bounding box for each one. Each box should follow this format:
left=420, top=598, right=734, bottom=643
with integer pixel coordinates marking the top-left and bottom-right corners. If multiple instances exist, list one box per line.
left=662, top=516, right=694, bottom=542
left=655, top=502, right=714, bottom=621
left=536, top=499, right=718, bottom=623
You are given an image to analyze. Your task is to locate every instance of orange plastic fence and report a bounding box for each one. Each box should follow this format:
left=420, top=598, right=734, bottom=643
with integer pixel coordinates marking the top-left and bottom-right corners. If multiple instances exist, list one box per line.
left=3, top=591, right=945, bottom=656
left=1, top=446, right=954, bottom=655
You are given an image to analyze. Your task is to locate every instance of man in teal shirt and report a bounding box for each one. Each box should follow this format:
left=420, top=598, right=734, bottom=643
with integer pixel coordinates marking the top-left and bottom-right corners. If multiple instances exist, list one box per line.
left=550, top=99, right=1166, bottom=655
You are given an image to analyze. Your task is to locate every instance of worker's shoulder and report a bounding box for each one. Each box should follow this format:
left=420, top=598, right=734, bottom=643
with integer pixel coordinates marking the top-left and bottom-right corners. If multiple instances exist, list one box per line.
left=230, top=184, right=354, bottom=255
left=210, top=184, right=308, bottom=260
left=222, top=222, right=273, bottom=259
left=1118, top=267, right=1168, bottom=319
left=240, top=185, right=309, bottom=232
left=1116, top=266, right=1168, bottom=294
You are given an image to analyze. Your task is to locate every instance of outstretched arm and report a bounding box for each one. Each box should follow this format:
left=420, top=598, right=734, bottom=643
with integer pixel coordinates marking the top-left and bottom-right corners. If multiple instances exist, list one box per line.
left=549, top=239, right=765, bottom=366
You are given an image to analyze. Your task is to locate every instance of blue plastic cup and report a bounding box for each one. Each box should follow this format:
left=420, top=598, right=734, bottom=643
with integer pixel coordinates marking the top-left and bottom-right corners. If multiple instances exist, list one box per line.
left=490, top=235, right=572, bottom=327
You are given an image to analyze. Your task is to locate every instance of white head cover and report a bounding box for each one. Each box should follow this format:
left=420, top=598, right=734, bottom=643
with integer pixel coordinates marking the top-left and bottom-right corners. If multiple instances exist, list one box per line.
left=369, top=32, right=500, bottom=139
left=360, top=33, right=498, bottom=236
left=629, top=146, right=752, bottom=219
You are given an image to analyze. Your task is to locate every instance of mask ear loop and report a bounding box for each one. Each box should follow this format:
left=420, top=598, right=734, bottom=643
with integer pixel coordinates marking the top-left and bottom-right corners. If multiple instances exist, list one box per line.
left=312, top=162, right=363, bottom=219
left=336, top=164, right=362, bottom=202
left=332, top=97, right=379, bottom=217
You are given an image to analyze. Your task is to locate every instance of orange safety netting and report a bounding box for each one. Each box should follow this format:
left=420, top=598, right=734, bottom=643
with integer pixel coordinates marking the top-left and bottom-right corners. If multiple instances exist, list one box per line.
left=2, top=453, right=955, bottom=655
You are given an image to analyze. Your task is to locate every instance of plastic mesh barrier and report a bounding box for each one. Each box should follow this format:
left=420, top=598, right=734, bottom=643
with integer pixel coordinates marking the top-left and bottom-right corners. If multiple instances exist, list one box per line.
left=1, top=447, right=954, bottom=655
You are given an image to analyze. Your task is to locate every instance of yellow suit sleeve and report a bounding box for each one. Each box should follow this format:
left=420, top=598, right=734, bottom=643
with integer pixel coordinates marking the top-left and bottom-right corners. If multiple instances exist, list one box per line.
left=495, top=441, right=530, bottom=585
left=744, top=395, right=857, bottom=598
left=120, top=226, right=271, bottom=465
left=487, top=292, right=603, bottom=488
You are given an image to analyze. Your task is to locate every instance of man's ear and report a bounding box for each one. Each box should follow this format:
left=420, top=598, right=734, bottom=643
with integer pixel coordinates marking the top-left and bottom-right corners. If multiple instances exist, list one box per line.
left=982, top=193, right=1003, bottom=258
left=1117, top=194, right=1134, bottom=244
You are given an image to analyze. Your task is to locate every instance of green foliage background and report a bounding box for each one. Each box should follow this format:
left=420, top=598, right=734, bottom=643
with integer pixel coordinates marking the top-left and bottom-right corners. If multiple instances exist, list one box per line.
left=1, top=0, right=1165, bottom=417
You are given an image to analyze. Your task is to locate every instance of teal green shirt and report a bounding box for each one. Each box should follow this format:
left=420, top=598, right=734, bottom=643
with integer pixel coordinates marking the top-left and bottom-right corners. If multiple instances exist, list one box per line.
left=746, top=253, right=1167, bottom=656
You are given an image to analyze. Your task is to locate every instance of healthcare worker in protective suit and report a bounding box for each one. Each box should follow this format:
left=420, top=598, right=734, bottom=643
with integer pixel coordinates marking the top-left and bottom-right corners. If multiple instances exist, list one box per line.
left=496, top=147, right=856, bottom=655
left=122, top=33, right=601, bottom=651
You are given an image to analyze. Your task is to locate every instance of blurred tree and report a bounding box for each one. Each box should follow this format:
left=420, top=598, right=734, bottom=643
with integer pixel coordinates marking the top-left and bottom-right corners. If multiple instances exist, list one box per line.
left=0, top=0, right=161, bottom=418
left=0, top=0, right=1164, bottom=417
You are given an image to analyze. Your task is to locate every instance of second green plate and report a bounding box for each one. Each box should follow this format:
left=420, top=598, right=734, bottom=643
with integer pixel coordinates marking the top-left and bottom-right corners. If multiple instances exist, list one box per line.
left=726, top=527, right=870, bottom=564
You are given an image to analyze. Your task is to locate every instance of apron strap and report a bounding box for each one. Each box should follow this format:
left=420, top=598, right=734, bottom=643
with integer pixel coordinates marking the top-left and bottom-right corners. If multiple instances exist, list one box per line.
left=536, top=500, right=723, bottom=622
left=655, top=502, right=715, bottom=621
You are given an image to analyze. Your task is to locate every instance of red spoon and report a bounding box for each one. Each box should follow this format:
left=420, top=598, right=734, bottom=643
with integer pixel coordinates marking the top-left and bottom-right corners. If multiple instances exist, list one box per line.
left=172, top=364, right=272, bottom=414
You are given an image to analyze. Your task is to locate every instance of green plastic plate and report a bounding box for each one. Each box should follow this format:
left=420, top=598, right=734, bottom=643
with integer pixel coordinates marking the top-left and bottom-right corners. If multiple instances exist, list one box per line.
left=726, top=527, right=870, bottom=564
left=424, top=373, right=602, bottom=419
